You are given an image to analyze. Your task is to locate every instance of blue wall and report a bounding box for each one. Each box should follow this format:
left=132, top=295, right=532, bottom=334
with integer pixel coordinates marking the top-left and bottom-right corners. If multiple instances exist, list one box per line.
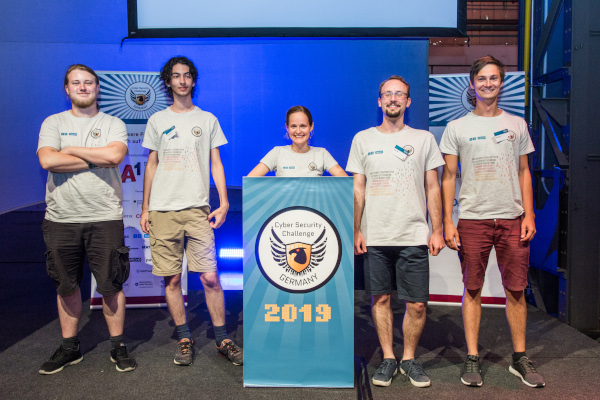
left=0, top=0, right=429, bottom=213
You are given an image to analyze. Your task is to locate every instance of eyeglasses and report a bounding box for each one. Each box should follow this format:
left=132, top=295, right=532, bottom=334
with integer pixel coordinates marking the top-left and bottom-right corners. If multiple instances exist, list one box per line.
left=380, top=91, right=408, bottom=100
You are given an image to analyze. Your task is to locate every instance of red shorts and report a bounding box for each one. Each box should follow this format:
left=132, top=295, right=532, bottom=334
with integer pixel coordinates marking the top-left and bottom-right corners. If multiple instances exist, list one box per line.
left=457, top=217, right=530, bottom=291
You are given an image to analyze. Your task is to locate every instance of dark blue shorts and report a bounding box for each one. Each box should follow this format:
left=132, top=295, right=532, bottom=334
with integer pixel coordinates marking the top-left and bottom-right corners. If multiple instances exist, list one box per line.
left=41, top=219, right=130, bottom=296
left=364, top=245, right=430, bottom=302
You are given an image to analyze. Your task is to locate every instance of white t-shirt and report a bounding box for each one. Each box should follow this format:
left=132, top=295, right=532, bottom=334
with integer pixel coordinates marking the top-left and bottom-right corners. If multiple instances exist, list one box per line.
left=142, top=106, right=228, bottom=211
left=346, top=126, right=445, bottom=246
left=260, top=146, right=339, bottom=177
left=439, top=111, right=534, bottom=220
left=37, top=111, right=127, bottom=223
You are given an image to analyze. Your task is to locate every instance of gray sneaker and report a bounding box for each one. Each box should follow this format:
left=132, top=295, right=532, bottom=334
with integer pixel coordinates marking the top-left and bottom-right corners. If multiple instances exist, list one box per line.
left=372, top=358, right=397, bottom=387
left=461, top=355, right=483, bottom=387
left=174, top=338, right=194, bottom=366
left=216, top=339, right=243, bottom=365
left=399, top=359, right=431, bottom=388
left=509, top=356, right=545, bottom=388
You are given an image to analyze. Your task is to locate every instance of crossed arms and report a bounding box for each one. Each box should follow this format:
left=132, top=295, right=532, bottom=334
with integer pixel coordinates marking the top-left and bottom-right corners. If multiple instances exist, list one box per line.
left=38, top=142, right=128, bottom=173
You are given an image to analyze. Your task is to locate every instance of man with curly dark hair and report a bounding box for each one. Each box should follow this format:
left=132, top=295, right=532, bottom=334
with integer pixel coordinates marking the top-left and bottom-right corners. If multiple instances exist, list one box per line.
left=140, top=56, right=243, bottom=367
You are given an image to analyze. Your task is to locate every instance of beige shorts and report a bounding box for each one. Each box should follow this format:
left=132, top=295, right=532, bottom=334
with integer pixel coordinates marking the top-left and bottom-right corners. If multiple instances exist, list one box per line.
left=149, top=206, right=217, bottom=276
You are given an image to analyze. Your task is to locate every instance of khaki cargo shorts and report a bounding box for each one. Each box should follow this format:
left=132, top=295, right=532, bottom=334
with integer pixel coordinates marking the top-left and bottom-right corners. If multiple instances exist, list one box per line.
left=149, top=206, right=217, bottom=276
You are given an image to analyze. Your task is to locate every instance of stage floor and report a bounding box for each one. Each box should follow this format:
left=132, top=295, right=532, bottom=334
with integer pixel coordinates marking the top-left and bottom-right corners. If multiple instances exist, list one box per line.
left=1, top=281, right=599, bottom=399
left=1, top=211, right=599, bottom=399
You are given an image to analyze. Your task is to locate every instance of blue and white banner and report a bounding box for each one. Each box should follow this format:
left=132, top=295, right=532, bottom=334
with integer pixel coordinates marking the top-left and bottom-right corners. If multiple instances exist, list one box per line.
left=428, top=71, right=526, bottom=306
left=243, top=177, right=354, bottom=387
left=91, top=71, right=179, bottom=309
left=429, top=71, right=525, bottom=126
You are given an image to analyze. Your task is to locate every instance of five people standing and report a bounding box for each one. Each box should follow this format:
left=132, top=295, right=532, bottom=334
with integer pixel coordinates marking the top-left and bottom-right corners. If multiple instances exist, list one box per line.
left=36, top=55, right=544, bottom=389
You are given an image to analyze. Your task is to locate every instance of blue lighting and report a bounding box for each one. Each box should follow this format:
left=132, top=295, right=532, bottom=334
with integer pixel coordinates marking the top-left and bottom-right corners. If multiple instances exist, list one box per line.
left=219, top=272, right=243, bottom=290
left=219, top=248, right=244, bottom=259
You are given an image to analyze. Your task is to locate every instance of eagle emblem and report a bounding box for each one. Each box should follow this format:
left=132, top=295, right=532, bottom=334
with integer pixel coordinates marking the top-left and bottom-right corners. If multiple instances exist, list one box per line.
left=467, top=87, right=476, bottom=107
left=270, top=227, right=327, bottom=275
left=130, top=89, right=151, bottom=105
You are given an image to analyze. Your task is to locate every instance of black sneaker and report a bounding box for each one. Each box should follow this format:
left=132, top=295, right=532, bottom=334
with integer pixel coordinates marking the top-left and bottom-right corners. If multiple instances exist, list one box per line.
left=110, top=343, right=137, bottom=372
left=39, top=344, right=83, bottom=375
left=372, top=358, right=397, bottom=387
left=461, top=355, right=483, bottom=387
left=509, top=356, right=545, bottom=388
left=399, top=359, right=431, bottom=388
left=174, top=338, right=195, bottom=366
left=216, top=339, right=243, bottom=365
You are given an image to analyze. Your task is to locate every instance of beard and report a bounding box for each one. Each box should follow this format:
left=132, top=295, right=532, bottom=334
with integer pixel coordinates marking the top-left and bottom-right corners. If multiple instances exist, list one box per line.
left=70, top=94, right=97, bottom=109
left=384, top=106, right=402, bottom=118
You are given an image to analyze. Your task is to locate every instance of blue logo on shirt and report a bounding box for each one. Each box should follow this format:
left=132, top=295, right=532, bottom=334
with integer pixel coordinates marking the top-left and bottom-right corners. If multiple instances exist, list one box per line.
left=61, top=132, right=77, bottom=136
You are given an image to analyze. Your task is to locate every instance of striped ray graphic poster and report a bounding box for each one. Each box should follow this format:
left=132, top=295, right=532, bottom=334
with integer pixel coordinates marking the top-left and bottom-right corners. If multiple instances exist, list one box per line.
left=243, top=177, right=354, bottom=387
left=90, top=71, right=179, bottom=309
left=429, top=71, right=525, bottom=126
left=427, top=71, right=526, bottom=307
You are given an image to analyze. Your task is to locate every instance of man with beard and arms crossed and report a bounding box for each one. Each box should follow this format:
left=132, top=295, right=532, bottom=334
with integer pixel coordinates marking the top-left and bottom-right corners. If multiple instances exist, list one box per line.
left=346, top=75, right=445, bottom=387
left=440, top=55, right=545, bottom=388
left=140, top=56, right=242, bottom=366
left=37, top=64, right=136, bottom=374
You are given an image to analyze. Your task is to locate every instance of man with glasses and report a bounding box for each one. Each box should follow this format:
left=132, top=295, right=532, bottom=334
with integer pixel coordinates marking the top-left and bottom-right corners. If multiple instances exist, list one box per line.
left=140, top=56, right=242, bottom=367
left=346, top=75, right=445, bottom=387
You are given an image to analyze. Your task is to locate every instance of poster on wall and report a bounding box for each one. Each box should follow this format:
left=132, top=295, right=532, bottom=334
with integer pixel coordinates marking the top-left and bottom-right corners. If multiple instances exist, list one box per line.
left=243, top=177, right=354, bottom=387
left=427, top=71, right=526, bottom=306
left=90, top=71, right=181, bottom=309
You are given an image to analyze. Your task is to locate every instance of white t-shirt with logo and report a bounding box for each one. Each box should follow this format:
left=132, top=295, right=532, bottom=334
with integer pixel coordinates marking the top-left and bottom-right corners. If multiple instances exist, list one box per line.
left=37, top=111, right=127, bottom=223
left=142, top=106, right=228, bottom=211
left=260, top=146, right=339, bottom=177
left=439, top=111, right=534, bottom=220
left=346, top=126, right=445, bottom=246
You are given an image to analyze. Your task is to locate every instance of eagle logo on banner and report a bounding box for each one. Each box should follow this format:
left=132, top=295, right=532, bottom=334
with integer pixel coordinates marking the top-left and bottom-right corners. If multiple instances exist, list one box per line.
left=270, top=228, right=327, bottom=275
left=130, top=89, right=151, bottom=105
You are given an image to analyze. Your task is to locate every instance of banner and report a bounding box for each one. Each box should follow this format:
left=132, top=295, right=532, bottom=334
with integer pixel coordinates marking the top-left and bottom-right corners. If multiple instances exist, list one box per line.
left=243, top=177, right=354, bottom=387
left=428, top=72, right=526, bottom=306
left=429, top=71, right=525, bottom=126
left=90, top=71, right=185, bottom=309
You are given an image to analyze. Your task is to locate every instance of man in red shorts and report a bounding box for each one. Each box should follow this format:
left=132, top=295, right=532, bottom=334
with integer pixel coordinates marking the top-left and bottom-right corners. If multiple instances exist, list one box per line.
left=440, top=55, right=545, bottom=388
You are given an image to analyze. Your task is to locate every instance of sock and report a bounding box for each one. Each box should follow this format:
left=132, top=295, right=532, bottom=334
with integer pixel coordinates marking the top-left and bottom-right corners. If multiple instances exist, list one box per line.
left=176, top=323, right=191, bottom=340
left=513, top=351, right=527, bottom=363
left=62, top=336, right=79, bottom=350
left=110, top=335, right=124, bottom=350
left=213, top=325, right=228, bottom=346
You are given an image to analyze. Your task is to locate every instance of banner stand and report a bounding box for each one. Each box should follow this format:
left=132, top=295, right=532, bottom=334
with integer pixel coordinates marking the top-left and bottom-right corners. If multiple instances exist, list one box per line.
left=243, top=177, right=354, bottom=388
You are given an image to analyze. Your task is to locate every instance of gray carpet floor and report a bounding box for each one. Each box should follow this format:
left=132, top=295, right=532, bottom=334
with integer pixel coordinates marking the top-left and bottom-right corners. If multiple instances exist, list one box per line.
left=2, top=281, right=600, bottom=400
left=1, top=211, right=600, bottom=399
